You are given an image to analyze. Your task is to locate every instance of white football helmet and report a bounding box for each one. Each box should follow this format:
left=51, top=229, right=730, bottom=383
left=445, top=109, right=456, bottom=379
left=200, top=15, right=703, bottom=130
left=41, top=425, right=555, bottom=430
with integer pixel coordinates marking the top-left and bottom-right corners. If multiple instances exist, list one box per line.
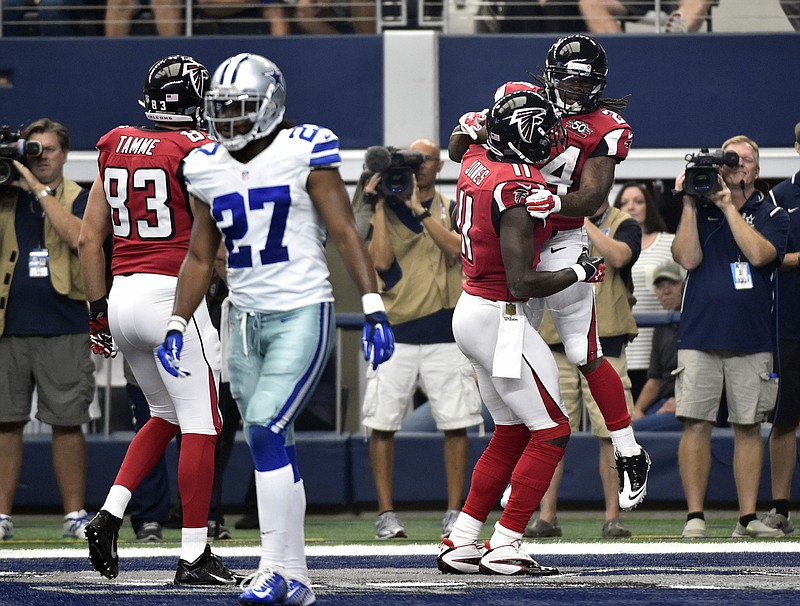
left=205, top=53, right=287, bottom=151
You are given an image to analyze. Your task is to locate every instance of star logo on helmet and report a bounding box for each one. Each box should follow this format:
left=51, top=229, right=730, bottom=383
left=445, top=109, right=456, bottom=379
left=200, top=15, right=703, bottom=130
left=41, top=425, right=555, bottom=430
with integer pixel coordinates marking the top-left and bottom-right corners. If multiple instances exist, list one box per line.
left=508, top=107, right=547, bottom=142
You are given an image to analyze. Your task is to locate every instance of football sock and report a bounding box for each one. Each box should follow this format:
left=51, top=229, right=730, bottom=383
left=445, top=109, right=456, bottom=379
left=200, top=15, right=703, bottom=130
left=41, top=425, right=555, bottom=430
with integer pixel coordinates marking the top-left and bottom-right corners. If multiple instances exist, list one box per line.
left=773, top=499, right=790, bottom=518
left=284, top=480, right=310, bottom=585
left=102, top=485, right=132, bottom=520
left=461, top=424, right=530, bottom=523
left=583, top=359, right=632, bottom=433
left=115, top=417, right=179, bottom=491
left=178, top=433, right=217, bottom=529
left=609, top=425, right=641, bottom=457
left=500, top=440, right=564, bottom=534
left=180, top=527, right=208, bottom=564
left=488, top=521, right=523, bottom=550
left=447, top=511, right=484, bottom=547
left=256, top=465, right=294, bottom=573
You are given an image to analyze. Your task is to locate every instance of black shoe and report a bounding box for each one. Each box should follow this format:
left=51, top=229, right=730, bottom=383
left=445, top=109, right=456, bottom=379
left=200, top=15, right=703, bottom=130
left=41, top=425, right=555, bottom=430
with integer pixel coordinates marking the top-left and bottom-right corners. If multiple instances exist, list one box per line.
left=135, top=521, right=163, bottom=543
left=86, top=510, right=123, bottom=579
left=234, top=511, right=259, bottom=530
left=174, top=544, right=242, bottom=585
left=207, top=520, right=232, bottom=540
left=616, top=448, right=651, bottom=511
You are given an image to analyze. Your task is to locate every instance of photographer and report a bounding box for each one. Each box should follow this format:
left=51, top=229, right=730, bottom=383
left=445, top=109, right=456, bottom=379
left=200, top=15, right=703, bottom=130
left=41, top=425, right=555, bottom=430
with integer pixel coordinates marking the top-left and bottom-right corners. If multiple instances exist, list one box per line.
left=672, top=135, right=789, bottom=539
left=0, top=118, right=94, bottom=541
left=359, top=138, right=483, bottom=540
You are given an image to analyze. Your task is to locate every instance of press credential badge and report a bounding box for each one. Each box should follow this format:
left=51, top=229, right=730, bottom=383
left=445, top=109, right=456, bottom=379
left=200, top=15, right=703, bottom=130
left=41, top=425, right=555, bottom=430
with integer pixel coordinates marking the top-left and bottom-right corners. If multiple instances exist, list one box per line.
left=29, top=248, right=49, bottom=278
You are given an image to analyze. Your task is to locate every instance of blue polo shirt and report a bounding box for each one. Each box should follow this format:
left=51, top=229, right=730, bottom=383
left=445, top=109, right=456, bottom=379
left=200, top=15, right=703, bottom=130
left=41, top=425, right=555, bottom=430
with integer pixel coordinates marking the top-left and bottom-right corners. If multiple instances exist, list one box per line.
left=769, top=172, right=800, bottom=341
left=678, top=192, right=789, bottom=353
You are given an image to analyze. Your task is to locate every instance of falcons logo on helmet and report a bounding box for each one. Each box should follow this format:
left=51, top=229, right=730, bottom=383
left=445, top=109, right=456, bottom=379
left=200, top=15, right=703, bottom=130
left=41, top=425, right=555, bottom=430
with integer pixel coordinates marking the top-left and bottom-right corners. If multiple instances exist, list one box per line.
left=183, top=62, right=207, bottom=96
left=508, top=107, right=547, bottom=142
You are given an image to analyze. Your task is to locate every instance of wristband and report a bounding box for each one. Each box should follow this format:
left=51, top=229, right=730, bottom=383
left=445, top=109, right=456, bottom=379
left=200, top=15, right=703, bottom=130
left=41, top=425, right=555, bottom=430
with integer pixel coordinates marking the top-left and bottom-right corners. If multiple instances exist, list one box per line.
left=89, top=297, right=108, bottom=314
left=415, top=209, right=432, bottom=221
left=570, top=264, right=587, bottom=283
left=166, top=314, right=188, bottom=334
left=36, top=186, right=54, bottom=200
left=361, top=292, right=385, bottom=315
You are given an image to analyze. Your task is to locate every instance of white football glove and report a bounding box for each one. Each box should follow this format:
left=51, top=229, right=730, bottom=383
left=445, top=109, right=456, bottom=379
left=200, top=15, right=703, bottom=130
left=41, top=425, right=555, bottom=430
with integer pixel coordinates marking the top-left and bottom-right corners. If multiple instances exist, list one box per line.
left=525, top=189, right=562, bottom=220
left=458, top=110, right=488, bottom=141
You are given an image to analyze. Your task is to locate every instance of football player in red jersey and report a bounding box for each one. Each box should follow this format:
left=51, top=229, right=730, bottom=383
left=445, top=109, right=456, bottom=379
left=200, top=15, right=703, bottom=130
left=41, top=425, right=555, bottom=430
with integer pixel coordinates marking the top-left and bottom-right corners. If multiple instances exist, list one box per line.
left=438, top=90, right=605, bottom=576
left=78, top=55, right=240, bottom=585
left=448, top=35, right=650, bottom=517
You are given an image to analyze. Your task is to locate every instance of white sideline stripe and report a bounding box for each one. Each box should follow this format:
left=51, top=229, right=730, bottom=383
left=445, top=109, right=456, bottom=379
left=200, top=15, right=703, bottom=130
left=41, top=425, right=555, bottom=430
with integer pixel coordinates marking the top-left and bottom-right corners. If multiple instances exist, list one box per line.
left=3, top=541, right=800, bottom=559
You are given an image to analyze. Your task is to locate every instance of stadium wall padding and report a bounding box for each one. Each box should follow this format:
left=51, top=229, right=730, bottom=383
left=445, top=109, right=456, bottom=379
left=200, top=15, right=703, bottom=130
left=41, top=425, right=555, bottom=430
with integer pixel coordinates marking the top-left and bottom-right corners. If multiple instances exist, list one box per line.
left=0, top=33, right=797, bottom=151
left=15, top=430, right=800, bottom=509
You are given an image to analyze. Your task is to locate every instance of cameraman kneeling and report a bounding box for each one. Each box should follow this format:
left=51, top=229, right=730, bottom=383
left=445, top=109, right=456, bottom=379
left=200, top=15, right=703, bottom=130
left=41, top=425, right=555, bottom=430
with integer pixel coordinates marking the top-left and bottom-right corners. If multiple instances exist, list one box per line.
left=359, top=138, right=483, bottom=540
left=0, top=119, right=95, bottom=540
left=672, top=135, right=789, bottom=539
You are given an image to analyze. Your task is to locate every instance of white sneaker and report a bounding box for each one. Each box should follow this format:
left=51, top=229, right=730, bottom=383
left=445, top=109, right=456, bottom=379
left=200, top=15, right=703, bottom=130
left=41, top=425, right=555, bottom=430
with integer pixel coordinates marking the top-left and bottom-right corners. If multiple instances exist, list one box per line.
left=478, top=540, right=559, bottom=576
left=441, top=509, right=459, bottom=538
left=375, top=511, right=406, bottom=539
left=732, top=519, right=785, bottom=538
left=682, top=518, right=706, bottom=539
left=0, top=515, right=13, bottom=540
left=63, top=509, right=92, bottom=539
left=437, top=538, right=484, bottom=574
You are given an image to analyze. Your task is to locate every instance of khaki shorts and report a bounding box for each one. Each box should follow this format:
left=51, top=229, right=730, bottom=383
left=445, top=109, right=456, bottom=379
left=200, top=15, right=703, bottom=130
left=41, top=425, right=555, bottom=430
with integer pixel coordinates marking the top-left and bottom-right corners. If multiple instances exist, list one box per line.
left=675, top=349, right=777, bottom=425
left=554, top=349, right=634, bottom=438
left=362, top=342, right=483, bottom=432
left=0, top=334, right=95, bottom=426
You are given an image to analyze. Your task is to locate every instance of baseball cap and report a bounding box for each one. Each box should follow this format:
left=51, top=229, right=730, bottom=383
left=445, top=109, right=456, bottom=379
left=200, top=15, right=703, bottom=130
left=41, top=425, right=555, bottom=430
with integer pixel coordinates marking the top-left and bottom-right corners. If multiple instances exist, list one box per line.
left=651, top=260, right=684, bottom=286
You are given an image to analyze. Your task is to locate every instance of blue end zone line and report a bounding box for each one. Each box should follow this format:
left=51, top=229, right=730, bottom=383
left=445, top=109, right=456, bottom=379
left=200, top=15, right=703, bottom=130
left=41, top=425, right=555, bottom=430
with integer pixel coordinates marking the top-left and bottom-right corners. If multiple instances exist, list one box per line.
left=3, top=541, right=800, bottom=560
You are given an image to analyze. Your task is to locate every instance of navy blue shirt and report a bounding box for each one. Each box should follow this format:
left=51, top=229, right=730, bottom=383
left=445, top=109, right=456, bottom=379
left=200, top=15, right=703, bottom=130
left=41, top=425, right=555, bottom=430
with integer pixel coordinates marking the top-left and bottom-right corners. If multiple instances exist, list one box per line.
left=5, top=188, right=89, bottom=336
left=678, top=192, right=789, bottom=353
left=769, top=172, right=800, bottom=341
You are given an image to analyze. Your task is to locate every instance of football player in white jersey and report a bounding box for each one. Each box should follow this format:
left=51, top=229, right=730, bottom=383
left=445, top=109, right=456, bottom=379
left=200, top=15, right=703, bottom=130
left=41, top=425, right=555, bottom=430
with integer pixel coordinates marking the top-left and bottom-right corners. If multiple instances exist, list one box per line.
left=157, top=54, right=394, bottom=606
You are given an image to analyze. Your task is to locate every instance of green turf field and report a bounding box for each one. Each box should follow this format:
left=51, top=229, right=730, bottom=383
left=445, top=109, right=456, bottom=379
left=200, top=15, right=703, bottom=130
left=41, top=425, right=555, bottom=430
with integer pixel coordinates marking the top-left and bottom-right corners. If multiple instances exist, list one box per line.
left=2, top=509, right=798, bottom=548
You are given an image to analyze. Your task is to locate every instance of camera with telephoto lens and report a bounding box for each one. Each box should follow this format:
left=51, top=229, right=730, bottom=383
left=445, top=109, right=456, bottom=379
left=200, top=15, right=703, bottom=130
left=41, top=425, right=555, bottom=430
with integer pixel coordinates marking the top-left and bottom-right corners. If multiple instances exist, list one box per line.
left=0, top=126, right=43, bottom=189
left=363, top=145, right=426, bottom=199
left=683, top=148, right=740, bottom=197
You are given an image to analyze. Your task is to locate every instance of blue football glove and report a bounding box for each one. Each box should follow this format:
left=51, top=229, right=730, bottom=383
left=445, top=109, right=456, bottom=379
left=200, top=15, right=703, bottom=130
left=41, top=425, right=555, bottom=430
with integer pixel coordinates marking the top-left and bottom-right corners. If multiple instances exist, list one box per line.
left=362, top=311, right=395, bottom=370
left=157, top=330, right=191, bottom=378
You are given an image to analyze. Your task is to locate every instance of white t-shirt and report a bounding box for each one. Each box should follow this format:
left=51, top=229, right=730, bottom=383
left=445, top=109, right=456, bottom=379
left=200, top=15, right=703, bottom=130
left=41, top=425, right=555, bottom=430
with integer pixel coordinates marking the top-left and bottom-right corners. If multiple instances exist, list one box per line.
left=627, top=231, right=676, bottom=370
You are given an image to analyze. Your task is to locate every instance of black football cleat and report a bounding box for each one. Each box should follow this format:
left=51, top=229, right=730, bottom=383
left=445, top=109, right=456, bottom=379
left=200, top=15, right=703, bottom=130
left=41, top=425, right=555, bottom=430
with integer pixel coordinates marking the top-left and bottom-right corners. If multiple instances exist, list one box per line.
left=174, top=544, right=243, bottom=585
left=616, top=448, right=651, bottom=511
left=86, top=510, right=123, bottom=579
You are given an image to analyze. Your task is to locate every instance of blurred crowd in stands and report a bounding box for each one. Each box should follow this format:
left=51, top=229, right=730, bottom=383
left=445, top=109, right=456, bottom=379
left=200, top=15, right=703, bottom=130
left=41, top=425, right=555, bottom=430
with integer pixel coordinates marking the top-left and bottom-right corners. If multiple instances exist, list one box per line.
left=2, top=0, right=799, bottom=38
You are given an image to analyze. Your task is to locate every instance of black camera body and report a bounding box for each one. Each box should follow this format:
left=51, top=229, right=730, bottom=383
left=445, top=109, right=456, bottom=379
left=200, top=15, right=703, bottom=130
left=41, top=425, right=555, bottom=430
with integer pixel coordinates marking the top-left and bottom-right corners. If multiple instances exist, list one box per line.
left=0, top=126, right=43, bottom=188
left=684, top=148, right=740, bottom=196
left=364, top=145, right=425, bottom=199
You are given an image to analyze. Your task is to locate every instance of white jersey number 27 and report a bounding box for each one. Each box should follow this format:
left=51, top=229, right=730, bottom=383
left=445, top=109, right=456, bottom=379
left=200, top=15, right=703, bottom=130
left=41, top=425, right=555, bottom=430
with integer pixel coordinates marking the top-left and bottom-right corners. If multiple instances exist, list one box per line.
left=212, top=185, right=292, bottom=269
